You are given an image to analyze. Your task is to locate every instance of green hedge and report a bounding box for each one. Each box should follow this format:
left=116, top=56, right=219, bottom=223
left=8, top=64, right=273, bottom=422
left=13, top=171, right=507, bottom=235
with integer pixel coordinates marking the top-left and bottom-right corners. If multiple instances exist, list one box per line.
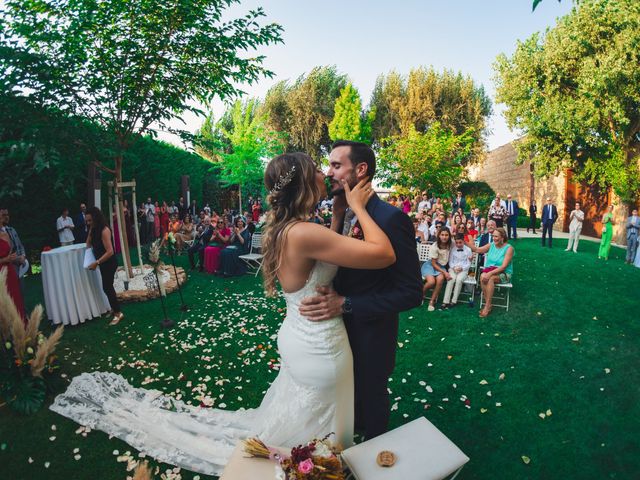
left=5, top=137, right=222, bottom=260
left=517, top=216, right=541, bottom=229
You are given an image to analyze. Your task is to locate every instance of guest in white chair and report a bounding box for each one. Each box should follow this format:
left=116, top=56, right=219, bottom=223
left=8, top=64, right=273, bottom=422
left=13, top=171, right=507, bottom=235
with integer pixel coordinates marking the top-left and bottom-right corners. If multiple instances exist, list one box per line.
left=422, top=227, right=452, bottom=312
left=441, top=234, right=472, bottom=309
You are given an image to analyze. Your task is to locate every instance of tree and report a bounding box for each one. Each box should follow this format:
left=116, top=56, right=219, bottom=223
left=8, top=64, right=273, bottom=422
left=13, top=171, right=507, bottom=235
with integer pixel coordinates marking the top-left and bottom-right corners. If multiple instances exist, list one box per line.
left=202, top=99, right=284, bottom=211
left=377, top=123, right=475, bottom=195
left=370, top=67, right=491, bottom=162
left=260, top=66, right=348, bottom=159
left=494, top=0, right=640, bottom=201
left=328, top=83, right=374, bottom=144
left=1, top=0, right=282, bottom=271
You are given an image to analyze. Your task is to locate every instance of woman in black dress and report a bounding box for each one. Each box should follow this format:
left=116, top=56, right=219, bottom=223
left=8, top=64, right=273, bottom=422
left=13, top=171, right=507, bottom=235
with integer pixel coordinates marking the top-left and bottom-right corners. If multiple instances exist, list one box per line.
left=86, top=207, right=123, bottom=325
left=528, top=200, right=537, bottom=234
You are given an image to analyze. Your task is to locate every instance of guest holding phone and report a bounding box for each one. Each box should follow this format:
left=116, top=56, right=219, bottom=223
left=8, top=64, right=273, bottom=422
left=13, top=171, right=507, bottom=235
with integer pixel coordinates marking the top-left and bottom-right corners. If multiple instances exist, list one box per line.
left=85, top=207, right=123, bottom=325
left=466, top=227, right=514, bottom=318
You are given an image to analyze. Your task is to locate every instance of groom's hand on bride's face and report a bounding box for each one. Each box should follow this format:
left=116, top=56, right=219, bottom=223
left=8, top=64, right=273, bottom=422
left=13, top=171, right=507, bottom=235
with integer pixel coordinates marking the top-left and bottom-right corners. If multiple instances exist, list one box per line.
left=299, top=286, right=344, bottom=321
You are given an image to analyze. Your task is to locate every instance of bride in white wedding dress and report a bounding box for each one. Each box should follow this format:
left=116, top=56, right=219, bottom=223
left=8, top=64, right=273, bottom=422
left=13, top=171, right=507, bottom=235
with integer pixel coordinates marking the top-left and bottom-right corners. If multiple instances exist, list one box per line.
left=51, top=152, right=396, bottom=476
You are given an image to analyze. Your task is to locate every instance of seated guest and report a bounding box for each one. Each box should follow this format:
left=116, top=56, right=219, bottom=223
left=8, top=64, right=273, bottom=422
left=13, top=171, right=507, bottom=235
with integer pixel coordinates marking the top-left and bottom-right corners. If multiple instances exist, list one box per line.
left=488, top=199, right=507, bottom=227
left=466, top=227, right=514, bottom=318
left=175, top=214, right=195, bottom=251
left=188, top=216, right=213, bottom=271
left=0, top=224, right=25, bottom=320
left=441, top=234, right=473, bottom=309
left=478, top=220, right=497, bottom=247
left=477, top=216, right=487, bottom=234
left=204, top=218, right=231, bottom=274
left=218, top=217, right=251, bottom=277
left=470, top=208, right=481, bottom=229
left=465, top=219, right=478, bottom=242
left=413, top=218, right=426, bottom=243
left=85, top=207, right=123, bottom=325
left=422, top=227, right=452, bottom=312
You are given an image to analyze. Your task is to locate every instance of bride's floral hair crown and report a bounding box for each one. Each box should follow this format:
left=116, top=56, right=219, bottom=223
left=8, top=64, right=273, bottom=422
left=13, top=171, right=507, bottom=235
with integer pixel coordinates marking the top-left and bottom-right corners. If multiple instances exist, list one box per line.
left=269, top=165, right=296, bottom=195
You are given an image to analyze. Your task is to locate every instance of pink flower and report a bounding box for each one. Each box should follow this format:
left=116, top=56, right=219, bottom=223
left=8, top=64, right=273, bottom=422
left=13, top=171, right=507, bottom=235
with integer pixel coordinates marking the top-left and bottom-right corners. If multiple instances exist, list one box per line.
left=298, top=458, right=314, bottom=474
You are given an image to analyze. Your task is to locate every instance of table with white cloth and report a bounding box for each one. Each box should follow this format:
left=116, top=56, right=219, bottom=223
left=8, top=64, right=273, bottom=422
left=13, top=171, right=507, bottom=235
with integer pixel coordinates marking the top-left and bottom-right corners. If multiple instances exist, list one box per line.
left=41, top=243, right=110, bottom=325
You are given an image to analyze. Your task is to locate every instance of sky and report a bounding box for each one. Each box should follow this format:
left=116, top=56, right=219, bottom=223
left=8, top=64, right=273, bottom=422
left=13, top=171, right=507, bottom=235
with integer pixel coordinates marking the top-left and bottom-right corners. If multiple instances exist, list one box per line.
left=160, top=0, right=574, bottom=151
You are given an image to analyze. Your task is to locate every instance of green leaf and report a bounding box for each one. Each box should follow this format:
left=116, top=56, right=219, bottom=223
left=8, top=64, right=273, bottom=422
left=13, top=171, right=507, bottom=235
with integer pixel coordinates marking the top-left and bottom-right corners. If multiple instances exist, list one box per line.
left=3, top=376, right=46, bottom=416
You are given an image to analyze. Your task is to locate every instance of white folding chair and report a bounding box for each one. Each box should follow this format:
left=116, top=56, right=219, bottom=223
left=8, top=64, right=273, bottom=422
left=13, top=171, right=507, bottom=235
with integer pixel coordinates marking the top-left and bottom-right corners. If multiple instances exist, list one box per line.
left=479, top=278, right=512, bottom=311
left=417, top=242, right=431, bottom=263
left=239, top=233, right=264, bottom=277
left=459, top=252, right=479, bottom=303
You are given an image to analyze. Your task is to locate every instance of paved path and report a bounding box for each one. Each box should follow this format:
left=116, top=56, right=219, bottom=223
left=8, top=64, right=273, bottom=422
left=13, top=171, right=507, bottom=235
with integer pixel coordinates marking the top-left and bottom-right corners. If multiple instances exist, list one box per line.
left=514, top=228, right=626, bottom=249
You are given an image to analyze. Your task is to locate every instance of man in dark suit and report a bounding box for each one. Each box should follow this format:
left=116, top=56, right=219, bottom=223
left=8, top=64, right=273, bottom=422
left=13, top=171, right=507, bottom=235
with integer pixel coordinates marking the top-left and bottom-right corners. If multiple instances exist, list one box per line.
left=505, top=194, right=519, bottom=240
left=541, top=197, right=558, bottom=247
left=188, top=216, right=214, bottom=271
left=299, top=140, right=423, bottom=440
left=452, top=190, right=466, bottom=213
left=478, top=220, right=497, bottom=248
left=74, top=203, right=88, bottom=244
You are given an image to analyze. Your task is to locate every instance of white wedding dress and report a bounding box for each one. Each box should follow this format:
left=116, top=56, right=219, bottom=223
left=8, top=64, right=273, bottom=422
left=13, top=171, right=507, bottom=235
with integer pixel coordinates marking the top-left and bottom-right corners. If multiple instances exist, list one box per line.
left=50, top=261, right=354, bottom=476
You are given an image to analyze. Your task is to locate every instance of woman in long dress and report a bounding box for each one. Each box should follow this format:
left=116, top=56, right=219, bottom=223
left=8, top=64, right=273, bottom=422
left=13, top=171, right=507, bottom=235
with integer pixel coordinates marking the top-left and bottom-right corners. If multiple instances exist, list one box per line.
left=0, top=230, right=25, bottom=320
left=218, top=217, right=251, bottom=276
left=598, top=205, right=615, bottom=260
left=50, top=152, right=395, bottom=476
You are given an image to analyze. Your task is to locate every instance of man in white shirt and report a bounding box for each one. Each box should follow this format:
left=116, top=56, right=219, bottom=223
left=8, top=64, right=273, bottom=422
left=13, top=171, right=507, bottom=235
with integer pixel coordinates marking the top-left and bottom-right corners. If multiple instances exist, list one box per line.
left=565, top=201, right=585, bottom=252
left=56, top=208, right=75, bottom=246
left=417, top=193, right=431, bottom=214
left=441, top=234, right=472, bottom=308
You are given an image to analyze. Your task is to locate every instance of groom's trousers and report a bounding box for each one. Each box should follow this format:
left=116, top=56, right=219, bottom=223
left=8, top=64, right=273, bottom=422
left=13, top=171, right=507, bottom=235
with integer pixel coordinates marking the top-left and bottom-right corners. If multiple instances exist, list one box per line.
left=344, top=313, right=399, bottom=440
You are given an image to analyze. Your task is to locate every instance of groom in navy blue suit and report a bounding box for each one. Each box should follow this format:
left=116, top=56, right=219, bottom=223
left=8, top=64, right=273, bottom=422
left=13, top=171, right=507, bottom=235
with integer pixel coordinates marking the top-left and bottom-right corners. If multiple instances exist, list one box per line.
left=299, top=141, right=423, bottom=441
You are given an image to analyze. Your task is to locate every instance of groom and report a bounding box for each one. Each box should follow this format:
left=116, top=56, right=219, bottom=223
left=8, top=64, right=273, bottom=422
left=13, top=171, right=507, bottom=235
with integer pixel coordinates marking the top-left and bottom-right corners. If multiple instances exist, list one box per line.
left=300, top=140, right=423, bottom=440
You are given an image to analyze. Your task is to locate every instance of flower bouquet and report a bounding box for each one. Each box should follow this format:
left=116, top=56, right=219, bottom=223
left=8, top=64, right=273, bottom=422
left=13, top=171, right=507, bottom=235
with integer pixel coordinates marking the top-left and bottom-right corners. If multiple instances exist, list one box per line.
left=243, top=434, right=345, bottom=480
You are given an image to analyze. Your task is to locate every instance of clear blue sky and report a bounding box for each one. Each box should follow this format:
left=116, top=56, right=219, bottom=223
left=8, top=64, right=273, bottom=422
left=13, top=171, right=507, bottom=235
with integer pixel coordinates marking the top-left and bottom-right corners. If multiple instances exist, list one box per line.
left=163, top=0, right=574, bottom=151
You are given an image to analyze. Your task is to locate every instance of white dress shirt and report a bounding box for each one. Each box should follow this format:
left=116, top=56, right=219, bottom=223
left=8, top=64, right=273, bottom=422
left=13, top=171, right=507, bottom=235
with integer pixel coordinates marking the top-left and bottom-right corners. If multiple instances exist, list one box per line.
left=448, top=245, right=472, bottom=272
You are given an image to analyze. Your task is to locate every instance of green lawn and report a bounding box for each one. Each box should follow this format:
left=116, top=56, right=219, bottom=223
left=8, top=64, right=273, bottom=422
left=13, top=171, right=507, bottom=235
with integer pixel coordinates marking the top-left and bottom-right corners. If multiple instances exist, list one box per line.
left=1, top=238, right=639, bottom=479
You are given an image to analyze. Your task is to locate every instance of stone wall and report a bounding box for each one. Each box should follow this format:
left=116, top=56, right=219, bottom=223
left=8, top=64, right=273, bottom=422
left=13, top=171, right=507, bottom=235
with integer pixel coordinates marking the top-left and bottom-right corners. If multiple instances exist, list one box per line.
left=467, top=143, right=567, bottom=231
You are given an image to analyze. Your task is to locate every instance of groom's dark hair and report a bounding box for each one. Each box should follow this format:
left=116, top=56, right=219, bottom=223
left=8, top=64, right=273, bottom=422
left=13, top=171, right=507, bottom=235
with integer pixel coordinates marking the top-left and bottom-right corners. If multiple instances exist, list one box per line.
left=331, top=140, right=376, bottom=179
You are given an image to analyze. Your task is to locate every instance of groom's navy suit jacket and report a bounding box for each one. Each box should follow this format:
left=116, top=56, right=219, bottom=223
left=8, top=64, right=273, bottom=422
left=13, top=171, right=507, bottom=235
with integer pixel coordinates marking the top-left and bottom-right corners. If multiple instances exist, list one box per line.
left=333, top=194, right=422, bottom=439
left=334, top=194, right=423, bottom=317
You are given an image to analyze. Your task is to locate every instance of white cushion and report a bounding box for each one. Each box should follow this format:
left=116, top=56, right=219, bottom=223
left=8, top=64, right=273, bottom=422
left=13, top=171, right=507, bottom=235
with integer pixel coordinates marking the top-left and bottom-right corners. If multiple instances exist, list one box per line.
left=341, top=417, right=469, bottom=480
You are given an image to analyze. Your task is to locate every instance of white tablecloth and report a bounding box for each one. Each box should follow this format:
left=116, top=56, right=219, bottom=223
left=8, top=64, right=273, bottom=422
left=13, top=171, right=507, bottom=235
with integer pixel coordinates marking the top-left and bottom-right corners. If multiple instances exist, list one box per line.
left=41, top=244, right=110, bottom=325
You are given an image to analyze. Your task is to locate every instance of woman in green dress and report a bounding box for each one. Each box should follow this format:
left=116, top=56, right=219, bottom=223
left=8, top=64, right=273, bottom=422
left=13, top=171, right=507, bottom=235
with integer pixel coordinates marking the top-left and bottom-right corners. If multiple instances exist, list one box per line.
left=598, top=205, right=615, bottom=260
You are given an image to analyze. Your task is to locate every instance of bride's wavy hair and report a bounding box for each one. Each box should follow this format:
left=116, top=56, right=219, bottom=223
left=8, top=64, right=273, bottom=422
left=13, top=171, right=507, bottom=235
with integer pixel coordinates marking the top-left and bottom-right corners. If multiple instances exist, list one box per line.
left=262, top=152, right=322, bottom=297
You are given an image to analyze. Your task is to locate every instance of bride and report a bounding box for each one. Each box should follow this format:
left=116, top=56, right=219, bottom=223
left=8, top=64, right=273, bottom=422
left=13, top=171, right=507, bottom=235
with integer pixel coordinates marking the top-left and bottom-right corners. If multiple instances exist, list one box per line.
left=50, top=152, right=395, bottom=476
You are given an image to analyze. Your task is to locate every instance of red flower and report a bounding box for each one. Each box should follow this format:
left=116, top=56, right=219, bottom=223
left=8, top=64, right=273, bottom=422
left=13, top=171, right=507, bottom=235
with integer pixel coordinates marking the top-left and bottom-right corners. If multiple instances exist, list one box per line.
left=42, top=246, right=52, bottom=252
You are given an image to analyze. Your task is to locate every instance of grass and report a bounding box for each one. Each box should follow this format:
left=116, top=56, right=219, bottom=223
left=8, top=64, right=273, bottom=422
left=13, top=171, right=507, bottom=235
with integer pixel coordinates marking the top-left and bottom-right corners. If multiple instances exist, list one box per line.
left=1, top=237, right=639, bottom=479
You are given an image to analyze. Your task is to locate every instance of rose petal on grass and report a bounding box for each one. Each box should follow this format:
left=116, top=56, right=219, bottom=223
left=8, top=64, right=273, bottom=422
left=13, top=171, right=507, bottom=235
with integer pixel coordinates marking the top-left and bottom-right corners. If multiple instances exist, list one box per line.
left=521, top=455, right=531, bottom=465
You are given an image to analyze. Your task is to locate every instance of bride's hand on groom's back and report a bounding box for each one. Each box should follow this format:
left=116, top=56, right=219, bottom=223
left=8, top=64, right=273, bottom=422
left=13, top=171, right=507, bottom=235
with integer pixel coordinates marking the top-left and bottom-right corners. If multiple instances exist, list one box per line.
left=344, top=178, right=374, bottom=212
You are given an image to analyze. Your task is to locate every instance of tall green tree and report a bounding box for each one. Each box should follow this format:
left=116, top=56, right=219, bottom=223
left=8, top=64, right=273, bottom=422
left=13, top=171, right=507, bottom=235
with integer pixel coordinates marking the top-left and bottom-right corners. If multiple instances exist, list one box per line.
left=202, top=99, right=284, bottom=211
left=260, top=66, right=348, bottom=160
left=494, top=0, right=640, bottom=201
left=378, top=123, right=475, bottom=194
left=1, top=0, right=282, bottom=268
left=328, top=83, right=374, bottom=144
left=370, top=67, right=491, bottom=161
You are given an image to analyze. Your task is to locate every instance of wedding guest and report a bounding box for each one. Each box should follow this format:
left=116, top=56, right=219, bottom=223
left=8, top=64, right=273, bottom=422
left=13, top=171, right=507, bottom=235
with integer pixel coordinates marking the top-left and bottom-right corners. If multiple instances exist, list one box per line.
left=598, top=205, right=615, bottom=260
left=400, top=195, right=412, bottom=214
left=85, top=207, right=123, bottom=325
left=178, top=196, right=188, bottom=220
left=218, top=217, right=251, bottom=277
left=452, top=190, right=466, bottom=213
left=122, top=199, right=135, bottom=247
left=625, top=208, right=640, bottom=264
left=204, top=218, right=231, bottom=274
left=541, top=197, right=558, bottom=248
left=422, top=227, right=452, bottom=312
left=528, top=200, right=538, bottom=234
left=505, top=194, right=519, bottom=240
left=465, top=219, right=478, bottom=242
left=466, top=227, right=514, bottom=318
left=160, top=201, right=170, bottom=236
left=252, top=200, right=261, bottom=223
left=450, top=213, right=463, bottom=230
left=441, top=234, right=473, bottom=309
left=418, top=193, right=431, bottom=214
left=74, top=203, right=88, bottom=244
left=432, top=197, right=444, bottom=212
left=565, top=202, right=585, bottom=253
left=143, top=198, right=155, bottom=244
left=56, top=208, right=75, bottom=246
left=488, top=199, right=507, bottom=228
left=635, top=234, right=640, bottom=268
left=203, top=203, right=211, bottom=216
left=479, top=220, right=497, bottom=247
left=0, top=207, right=26, bottom=276
left=189, top=200, right=198, bottom=218
left=175, top=214, right=195, bottom=252
left=417, top=214, right=431, bottom=241
left=494, top=193, right=506, bottom=209
left=153, top=201, right=161, bottom=238
left=413, top=219, right=426, bottom=243
left=477, top=217, right=487, bottom=236
left=470, top=208, right=481, bottom=229
left=0, top=213, right=25, bottom=320
left=188, top=216, right=213, bottom=271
